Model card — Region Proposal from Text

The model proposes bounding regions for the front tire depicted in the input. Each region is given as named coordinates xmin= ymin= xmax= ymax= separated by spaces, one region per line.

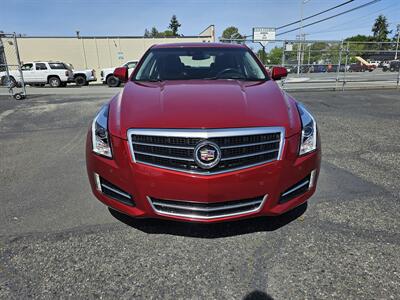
xmin=75 ymin=75 xmax=87 ymax=86
xmin=106 ymin=75 xmax=120 ymax=87
xmin=14 ymin=93 xmax=25 ymax=100
xmin=48 ymin=76 xmax=61 ymax=87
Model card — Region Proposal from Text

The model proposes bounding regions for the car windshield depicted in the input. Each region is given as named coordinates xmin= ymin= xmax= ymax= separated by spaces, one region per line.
xmin=133 ymin=47 xmax=268 ymax=81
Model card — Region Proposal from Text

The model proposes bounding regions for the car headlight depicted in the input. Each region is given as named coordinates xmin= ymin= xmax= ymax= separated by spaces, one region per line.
xmin=92 ymin=104 xmax=112 ymax=158
xmin=297 ymin=103 xmax=317 ymax=156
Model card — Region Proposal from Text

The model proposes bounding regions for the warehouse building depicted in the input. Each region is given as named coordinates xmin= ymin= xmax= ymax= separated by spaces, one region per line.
xmin=14 ymin=25 xmax=215 ymax=81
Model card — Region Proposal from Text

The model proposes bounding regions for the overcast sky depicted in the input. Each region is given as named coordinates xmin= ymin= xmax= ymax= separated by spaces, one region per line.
xmin=2 ymin=0 xmax=399 ymax=41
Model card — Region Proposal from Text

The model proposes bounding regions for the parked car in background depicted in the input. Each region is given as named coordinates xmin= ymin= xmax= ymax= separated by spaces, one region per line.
xmin=0 ymin=61 xmax=73 ymax=87
xmin=309 ymin=64 xmax=327 ymax=73
xmin=101 ymin=60 xmax=138 ymax=87
xmin=381 ymin=61 xmax=390 ymax=71
xmin=388 ymin=60 xmax=400 ymax=72
xmin=67 ymin=64 xmax=97 ymax=86
xmin=326 ymin=64 xmax=346 ymax=73
xmin=368 ymin=60 xmax=380 ymax=67
xmin=348 ymin=63 xmax=375 ymax=72
xmin=86 ymin=43 xmax=321 ymax=223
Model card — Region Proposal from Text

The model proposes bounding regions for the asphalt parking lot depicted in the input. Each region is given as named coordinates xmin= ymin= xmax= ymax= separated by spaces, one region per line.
xmin=0 ymin=86 xmax=399 ymax=299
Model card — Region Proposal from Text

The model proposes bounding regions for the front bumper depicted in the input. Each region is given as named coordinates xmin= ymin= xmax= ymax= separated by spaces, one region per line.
xmin=86 ymin=132 xmax=321 ymax=223
xmin=86 ymin=75 xmax=97 ymax=82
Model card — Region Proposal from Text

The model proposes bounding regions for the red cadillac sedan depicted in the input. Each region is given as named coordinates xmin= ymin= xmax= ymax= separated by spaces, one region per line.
xmin=86 ymin=43 xmax=321 ymax=223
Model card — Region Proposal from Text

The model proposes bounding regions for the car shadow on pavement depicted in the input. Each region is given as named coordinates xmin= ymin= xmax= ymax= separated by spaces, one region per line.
xmin=243 ymin=290 xmax=274 ymax=300
xmin=109 ymin=203 xmax=307 ymax=238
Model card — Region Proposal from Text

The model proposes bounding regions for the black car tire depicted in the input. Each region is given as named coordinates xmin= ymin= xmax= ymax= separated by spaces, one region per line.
xmin=48 ymin=76 xmax=61 ymax=87
xmin=75 ymin=75 xmax=87 ymax=86
xmin=14 ymin=93 xmax=25 ymax=100
xmin=106 ymin=75 xmax=120 ymax=87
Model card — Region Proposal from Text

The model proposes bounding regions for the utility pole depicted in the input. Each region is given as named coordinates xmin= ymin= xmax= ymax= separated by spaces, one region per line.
xmin=297 ymin=0 xmax=311 ymax=75
xmin=395 ymin=24 xmax=400 ymax=60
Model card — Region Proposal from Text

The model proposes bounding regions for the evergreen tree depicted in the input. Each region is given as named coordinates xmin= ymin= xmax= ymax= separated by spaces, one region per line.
xmin=372 ymin=15 xmax=390 ymax=41
xmin=169 ymin=15 xmax=181 ymax=36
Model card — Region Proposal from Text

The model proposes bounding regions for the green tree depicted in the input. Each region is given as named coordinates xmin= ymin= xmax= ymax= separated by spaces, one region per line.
xmin=144 ymin=29 xmax=150 ymax=37
xmin=163 ymin=30 xmax=174 ymax=37
xmin=345 ymin=34 xmax=377 ymax=61
xmin=169 ymin=15 xmax=181 ymax=36
xmin=150 ymin=27 xmax=160 ymax=38
xmin=221 ymin=26 xmax=244 ymax=43
xmin=372 ymin=15 xmax=390 ymax=41
xmin=266 ymin=47 xmax=283 ymax=65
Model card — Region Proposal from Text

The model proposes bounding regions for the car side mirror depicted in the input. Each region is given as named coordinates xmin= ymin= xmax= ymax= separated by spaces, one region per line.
xmin=113 ymin=67 xmax=128 ymax=82
xmin=271 ymin=66 xmax=288 ymax=80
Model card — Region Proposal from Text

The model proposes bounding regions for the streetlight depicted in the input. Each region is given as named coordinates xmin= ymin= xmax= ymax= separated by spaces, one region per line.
xmin=297 ymin=0 xmax=311 ymax=75
xmin=395 ymin=24 xmax=400 ymax=60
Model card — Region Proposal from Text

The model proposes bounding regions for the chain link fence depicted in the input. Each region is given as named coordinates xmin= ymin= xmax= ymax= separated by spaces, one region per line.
xmin=221 ymin=37 xmax=400 ymax=91
xmin=0 ymin=33 xmax=26 ymax=99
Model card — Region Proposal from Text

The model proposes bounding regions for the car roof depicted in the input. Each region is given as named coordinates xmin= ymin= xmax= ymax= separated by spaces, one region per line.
xmin=31 ymin=61 xmax=64 ymax=63
xmin=151 ymin=42 xmax=247 ymax=49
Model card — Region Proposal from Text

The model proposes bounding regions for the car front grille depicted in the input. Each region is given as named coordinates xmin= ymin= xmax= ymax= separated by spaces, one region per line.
xmin=148 ymin=195 xmax=267 ymax=219
xmin=128 ymin=127 xmax=284 ymax=175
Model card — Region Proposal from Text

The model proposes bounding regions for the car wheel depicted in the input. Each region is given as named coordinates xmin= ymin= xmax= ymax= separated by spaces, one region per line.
xmin=13 ymin=93 xmax=25 ymax=100
xmin=48 ymin=76 xmax=61 ymax=87
xmin=106 ymin=75 xmax=120 ymax=87
xmin=75 ymin=75 xmax=87 ymax=86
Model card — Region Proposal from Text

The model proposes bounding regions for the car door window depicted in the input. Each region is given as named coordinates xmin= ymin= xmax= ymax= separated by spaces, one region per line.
xmin=49 ymin=63 xmax=67 ymax=70
xmin=36 ymin=63 xmax=48 ymax=70
xmin=21 ymin=63 xmax=33 ymax=71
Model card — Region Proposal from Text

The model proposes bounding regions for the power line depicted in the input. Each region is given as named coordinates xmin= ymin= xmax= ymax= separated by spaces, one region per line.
xmin=276 ymin=0 xmax=354 ymax=30
xmin=276 ymin=0 xmax=382 ymax=37
xmin=306 ymin=2 xmax=400 ymax=36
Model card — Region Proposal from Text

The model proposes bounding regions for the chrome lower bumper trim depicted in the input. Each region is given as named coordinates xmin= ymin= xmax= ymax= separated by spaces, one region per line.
xmin=147 ymin=195 xmax=268 ymax=220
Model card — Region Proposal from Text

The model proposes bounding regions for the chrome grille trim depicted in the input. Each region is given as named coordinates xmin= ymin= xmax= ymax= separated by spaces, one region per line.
xmin=133 ymin=150 xmax=195 ymax=162
xmin=147 ymin=195 xmax=267 ymax=220
xmin=220 ymin=139 xmax=280 ymax=149
xmin=132 ymin=141 xmax=194 ymax=149
xmin=281 ymin=180 xmax=310 ymax=197
xmin=129 ymin=127 xmax=284 ymax=139
xmin=151 ymin=199 xmax=263 ymax=212
xmin=128 ymin=127 xmax=285 ymax=175
xmin=220 ymin=149 xmax=279 ymax=161
xmin=101 ymin=182 xmax=131 ymax=199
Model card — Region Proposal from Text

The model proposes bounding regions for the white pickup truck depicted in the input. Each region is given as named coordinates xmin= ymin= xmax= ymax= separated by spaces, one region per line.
xmin=67 ymin=64 xmax=97 ymax=86
xmin=0 ymin=61 xmax=74 ymax=87
xmin=101 ymin=60 xmax=138 ymax=87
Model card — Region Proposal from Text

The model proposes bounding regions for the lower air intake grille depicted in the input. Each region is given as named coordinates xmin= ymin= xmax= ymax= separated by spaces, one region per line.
xmin=96 ymin=174 xmax=135 ymax=207
xmin=148 ymin=195 xmax=266 ymax=219
xmin=279 ymin=174 xmax=311 ymax=204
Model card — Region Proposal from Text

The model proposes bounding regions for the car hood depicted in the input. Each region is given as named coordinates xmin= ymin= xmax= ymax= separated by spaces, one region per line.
xmin=108 ymin=80 xmax=301 ymax=139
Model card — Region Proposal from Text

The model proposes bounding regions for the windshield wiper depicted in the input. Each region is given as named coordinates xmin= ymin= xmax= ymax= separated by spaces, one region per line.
xmin=136 ymin=78 xmax=164 ymax=82
xmin=205 ymin=76 xmax=264 ymax=81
